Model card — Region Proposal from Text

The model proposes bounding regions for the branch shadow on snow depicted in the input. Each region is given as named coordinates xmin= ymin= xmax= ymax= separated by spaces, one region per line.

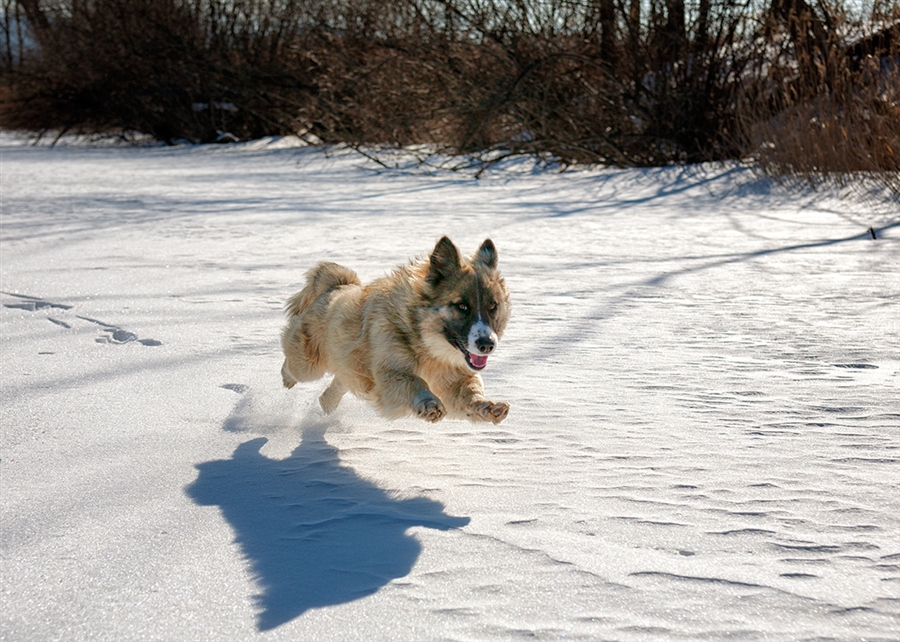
xmin=507 ymin=219 xmax=900 ymax=371
xmin=185 ymin=418 xmax=469 ymax=631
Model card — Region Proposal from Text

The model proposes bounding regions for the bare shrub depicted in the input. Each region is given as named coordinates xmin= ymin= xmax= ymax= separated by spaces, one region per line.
xmin=0 ymin=0 xmax=757 ymax=161
xmin=739 ymin=3 xmax=900 ymax=194
xmin=2 ymin=0 xmax=205 ymax=140
xmin=748 ymin=74 xmax=900 ymax=193
xmin=1 ymin=0 xmax=321 ymax=142
xmin=1 ymin=0 xmax=897 ymax=192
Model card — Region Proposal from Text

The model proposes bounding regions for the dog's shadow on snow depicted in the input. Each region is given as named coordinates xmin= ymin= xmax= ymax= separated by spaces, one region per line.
xmin=186 ymin=413 xmax=469 ymax=631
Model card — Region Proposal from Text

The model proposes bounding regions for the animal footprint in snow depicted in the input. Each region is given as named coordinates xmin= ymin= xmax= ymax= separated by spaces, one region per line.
xmin=96 ymin=328 xmax=138 ymax=344
xmin=2 ymin=292 xmax=72 ymax=312
xmin=2 ymin=291 xmax=162 ymax=346
xmin=76 ymin=315 xmax=162 ymax=346
xmin=92 ymin=323 xmax=162 ymax=346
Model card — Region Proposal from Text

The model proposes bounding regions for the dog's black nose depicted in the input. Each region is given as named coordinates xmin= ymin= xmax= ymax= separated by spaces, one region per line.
xmin=475 ymin=336 xmax=495 ymax=354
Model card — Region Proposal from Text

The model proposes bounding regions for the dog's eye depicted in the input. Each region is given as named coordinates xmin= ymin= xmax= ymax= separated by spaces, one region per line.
xmin=488 ymin=302 xmax=498 ymax=312
xmin=454 ymin=301 xmax=468 ymax=312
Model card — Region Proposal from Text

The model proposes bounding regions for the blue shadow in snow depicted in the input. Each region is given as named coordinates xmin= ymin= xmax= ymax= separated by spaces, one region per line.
xmin=186 ymin=424 xmax=469 ymax=631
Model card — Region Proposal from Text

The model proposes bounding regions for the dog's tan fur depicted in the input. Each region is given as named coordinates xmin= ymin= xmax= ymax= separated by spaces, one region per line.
xmin=281 ymin=237 xmax=510 ymax=423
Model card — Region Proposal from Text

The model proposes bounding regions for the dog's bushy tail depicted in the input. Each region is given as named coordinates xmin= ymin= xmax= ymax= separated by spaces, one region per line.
xmin=285 ymin=262 xmax=361 ymax=317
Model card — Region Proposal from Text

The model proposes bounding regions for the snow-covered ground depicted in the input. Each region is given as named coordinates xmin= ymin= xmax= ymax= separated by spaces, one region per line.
xmin=1 ymin=134 xmax=898 ymax=641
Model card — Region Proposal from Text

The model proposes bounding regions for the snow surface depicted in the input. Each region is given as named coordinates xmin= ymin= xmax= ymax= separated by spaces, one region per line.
xmin=1 ymin=134 xmax=898 ymax=641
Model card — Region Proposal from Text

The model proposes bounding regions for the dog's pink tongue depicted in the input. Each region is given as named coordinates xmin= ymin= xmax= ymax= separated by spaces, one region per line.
xmin=469 ymin=353 xmax=488 ymax=368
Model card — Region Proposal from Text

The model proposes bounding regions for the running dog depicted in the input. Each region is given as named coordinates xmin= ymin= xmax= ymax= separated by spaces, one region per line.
xmin=281 ymin=237 xmax=510 ymax=423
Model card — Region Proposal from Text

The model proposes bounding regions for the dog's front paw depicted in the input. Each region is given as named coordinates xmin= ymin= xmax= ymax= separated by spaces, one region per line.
xmin=414 ymin=394 xmax=446 ymax=423
xmin=470 ymin=400 xmax=510 ymax=424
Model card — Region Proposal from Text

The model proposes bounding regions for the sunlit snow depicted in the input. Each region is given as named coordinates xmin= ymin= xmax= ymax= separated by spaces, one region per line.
xmin=1 ymin=134 xmax=898 ymax=640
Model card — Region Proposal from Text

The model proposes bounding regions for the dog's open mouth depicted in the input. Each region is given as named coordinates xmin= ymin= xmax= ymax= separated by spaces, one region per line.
xmin=465 ymin=351 xmax=488 ymax=370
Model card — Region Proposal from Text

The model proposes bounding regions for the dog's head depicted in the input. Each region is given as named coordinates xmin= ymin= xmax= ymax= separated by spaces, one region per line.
xmin=419 ymin=236 xmax=510 ymax=371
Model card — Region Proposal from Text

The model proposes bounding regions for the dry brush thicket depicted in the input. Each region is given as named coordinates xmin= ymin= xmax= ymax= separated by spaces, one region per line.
xmin=2 ymin=0 xmax=898 ymax=189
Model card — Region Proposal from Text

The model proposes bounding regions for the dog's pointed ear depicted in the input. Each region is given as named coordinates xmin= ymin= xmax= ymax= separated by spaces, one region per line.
xmin=475 ymin=239 xmax=498 ymax=269
xmin=428 ymin=236 xmax=461 ymax=286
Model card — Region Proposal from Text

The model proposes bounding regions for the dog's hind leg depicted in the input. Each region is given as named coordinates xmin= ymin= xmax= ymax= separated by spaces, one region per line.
xmin=319 ymin=377 xmax=347 ymax=414
xmin=281 ymin=323 xmax=327 ymax=388
xmin=282 ymin=351 xmax=326 ymax=388
xmin=281 ymin=359 xmax=298 ymax=389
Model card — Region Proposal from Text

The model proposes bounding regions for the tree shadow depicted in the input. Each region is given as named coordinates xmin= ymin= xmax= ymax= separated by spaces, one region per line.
xmin=503 ymin=219 xmax=900 ymax=373
xmin=185 ymin=419 xmax=469 ymax=631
